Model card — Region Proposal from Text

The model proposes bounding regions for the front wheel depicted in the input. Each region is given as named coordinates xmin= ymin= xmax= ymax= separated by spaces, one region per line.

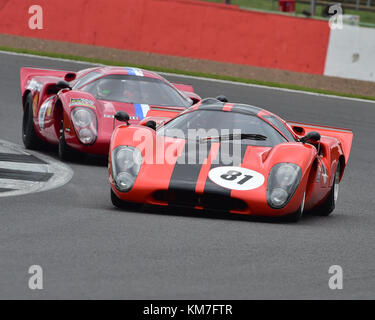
xmin=317 ymin=162 xmax=341 ymax=216
xmin=22 ymin=93 xmax=43 ymax=149
xmin=58 ymin=120 xmax=79 ymax=161
xmin=285 ymin=192 xmax=305 ymax=223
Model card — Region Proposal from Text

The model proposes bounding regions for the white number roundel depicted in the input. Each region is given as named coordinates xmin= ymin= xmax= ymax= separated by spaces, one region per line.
xmin=208 ymin=166 xmax=265 ymax=191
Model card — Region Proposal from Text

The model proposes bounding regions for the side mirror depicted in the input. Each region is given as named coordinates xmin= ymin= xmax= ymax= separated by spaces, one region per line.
xmin=300 ymin=131 xmax=321 ymax=144
xmin=216 ymin=95 xmax=228 ymax=103
xmin=64 ymin=72 xmax=77 ymax=82
xmin=145 ymin=120 xmax=157 ymax=130
xmin=114 ymin=111 xmax=130 ymax=125
xmin=56 ymin=80 xmax=71 ymax=90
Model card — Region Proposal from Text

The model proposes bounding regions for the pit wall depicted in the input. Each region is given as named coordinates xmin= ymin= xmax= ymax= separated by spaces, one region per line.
xmin=324 ymin=25 xmax=375 ymax=82
xmin=0 ymin=0 xmax=373 ymax=81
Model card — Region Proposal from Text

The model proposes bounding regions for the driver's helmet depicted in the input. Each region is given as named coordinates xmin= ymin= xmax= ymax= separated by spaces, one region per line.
xmin=96 ymin=78 xmax=123 ymax=98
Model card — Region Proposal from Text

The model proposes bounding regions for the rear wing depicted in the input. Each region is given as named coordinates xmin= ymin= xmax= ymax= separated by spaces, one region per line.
xmin=172 ymin=82 xmax=201 ymax=104
xmin=287 ymin=121 xmax=353 ymax=163
xmin=172 ymin=83 xmax=194 ymax=93
xmin=20 ymin=67 xmax=76 ymax=94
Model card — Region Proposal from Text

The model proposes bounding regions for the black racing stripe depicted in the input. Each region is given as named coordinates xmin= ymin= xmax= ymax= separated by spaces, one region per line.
xmin=0 ymin=169 xmax=52 ymax=182
xmin=231 ymin=104 xmax=261 ymax=115
xmin=0 ymin=153 xmax=48 ymax=164
xmin=168 ymin=141 xmax=211 ymax=205
xmin=201 ymin=143 xmax=248 ymax=212
xmin=0 ymin=188 xmax=15 ymax=192
xmin=203 ymin=142 xmax=248 ymax=197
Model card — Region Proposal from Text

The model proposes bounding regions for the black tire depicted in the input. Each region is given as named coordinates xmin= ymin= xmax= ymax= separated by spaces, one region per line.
xmin=58 ymin=120 xmax=78 ymax=161
xmin=22 ymin=93 xmax=43 ymax=149
xmin=284 ymin=192 xmax=305 ymax=223
xmin=316 ymin=163 xmax=341 ymax=216
xmin=111 ymin=189 xmax=142 ymax=210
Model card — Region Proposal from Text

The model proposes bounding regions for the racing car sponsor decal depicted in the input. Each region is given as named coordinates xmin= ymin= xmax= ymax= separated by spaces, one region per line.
xmin=69 ymin=98 xmax=95 ymax=108
xmin=26 ymin=79 xmax=43 ymax=91
xmin=38 ymin=96 xmax=54 ymax=130
xmin=316 ymin=158 xmax=328 ymax=184
xmin=134 ymin=104 xmax=150 ymax=120
xmin=32 ymin=92 xmax=39 ymax=117
xmin=46 ymin=100 xmax=53 ymax=117
xmin=208 ymin=166 xmax=264 ymax=191
xmin=125 ymin=67 xmax=144 ymax=76
xmin=203 ymin=143 xmax=247 ymax=197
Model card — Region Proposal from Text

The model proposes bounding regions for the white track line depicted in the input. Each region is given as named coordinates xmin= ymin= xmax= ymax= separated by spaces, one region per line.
xmin=0 ymin=161 xmax=49 ymax=173
xmin=0 ymin=139 xmax=73 ymax=198
xmin=1 ymin=50 xmax=374 ymax=105
xmin=0 ymin=179 xmax=38 ymax=190
xmin=0 ymin=145 xmax=20 ymax=154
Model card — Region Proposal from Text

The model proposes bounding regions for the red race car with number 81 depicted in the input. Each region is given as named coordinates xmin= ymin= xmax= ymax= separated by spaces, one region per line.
xmin=109 ymin=98 xmax=353 ymax=222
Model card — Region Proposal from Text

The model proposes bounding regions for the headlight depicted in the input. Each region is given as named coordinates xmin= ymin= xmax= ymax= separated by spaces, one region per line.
xmin=267 ymin=163 xmax=301 ymax=209
xmin=71 ymin=107 xmax=97 ymax=145
xmin=78 ymin=128 xmax=95 ymax=144
xmin=116 ymin=172 xmax=136 ymax=191
xmin=72 ymin=108 xmax=92 ymax=127
xmin=111 ymin=146 xmax=142 ymax=192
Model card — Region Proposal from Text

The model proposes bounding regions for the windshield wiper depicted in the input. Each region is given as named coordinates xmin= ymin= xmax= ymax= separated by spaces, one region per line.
xmin=200 ymin=133 xmax=267 ymax=143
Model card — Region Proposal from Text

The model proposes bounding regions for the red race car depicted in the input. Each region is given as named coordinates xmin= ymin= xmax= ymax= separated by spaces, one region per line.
xmin=108 ymin=98 xmax=353 ymax=222
xmin=20 ymin=66 xmax=200 ymax=160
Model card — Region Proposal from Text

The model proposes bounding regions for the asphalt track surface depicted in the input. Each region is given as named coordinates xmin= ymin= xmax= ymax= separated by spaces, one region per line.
xmin=0 ymin=52 xmax=374 ymax=299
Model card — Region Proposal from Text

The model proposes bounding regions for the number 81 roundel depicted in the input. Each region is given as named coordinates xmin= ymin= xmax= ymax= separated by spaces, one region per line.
xmin=208 ymin=166 xmax=265 ymax=191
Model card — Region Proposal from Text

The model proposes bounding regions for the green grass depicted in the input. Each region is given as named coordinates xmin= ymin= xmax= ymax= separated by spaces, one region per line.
xmin=1 ymin=45 xmax=374 ymax=101
xmin=204 ymin=0 xmax=375 ymax=25
xmin=205 ymin=0 xmax=275 ymax=10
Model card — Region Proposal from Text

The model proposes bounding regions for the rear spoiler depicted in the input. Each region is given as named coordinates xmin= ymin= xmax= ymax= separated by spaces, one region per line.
xmin=172 ymin=83 xmax=194 ymax=93
xmin=287 ymin=121 xmax=353 ymax=163
xmin=20 ymin=67 xmax=76 ymax=93
xmin=172 ymin=82 xmax=201 ymax=103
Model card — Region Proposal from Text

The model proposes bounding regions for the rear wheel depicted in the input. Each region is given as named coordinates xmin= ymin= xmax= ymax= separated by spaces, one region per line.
xmin=58 ymin=120 xmax=79 ymax=161
xmin=285 ymin=192 xmax=305 ymax=223
xmin=317 ymin=163 xmax=341 ymax=216
xmin=111 ymin=189 xmax=142 ymax=210
xmin=22 ymin=93 xmax=43 ymax=149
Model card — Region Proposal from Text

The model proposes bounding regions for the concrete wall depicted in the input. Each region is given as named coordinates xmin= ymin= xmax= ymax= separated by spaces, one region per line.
xmin=1 ymin=0 xmax=374 ymax=82
xmin=0 ymin=0 xmax=330 ymax=74
xmin=324 ymin=25 xmax=375 ymax=82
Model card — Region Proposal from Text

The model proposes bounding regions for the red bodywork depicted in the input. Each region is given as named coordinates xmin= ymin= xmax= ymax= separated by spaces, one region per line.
xmin=20 ymin=66 xmax=200 ymax=155
xmin=109 ymin=101 xmax=353 ymax=217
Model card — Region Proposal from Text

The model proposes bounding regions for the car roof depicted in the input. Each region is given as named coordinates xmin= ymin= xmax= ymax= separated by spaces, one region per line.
xmin=192 ymin=98 xmax=265 ymax=116
xmin=183 ymin=98 xmax=296 ymax=141
xmin=94 ymin=66 xmax=164 ymax=80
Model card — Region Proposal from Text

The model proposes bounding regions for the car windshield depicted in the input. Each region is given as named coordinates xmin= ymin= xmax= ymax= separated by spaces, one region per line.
xmin=79 ymin=74 xmax=191 ymax=108
xmin=157 ymin=110 xmax=287 ymax=147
